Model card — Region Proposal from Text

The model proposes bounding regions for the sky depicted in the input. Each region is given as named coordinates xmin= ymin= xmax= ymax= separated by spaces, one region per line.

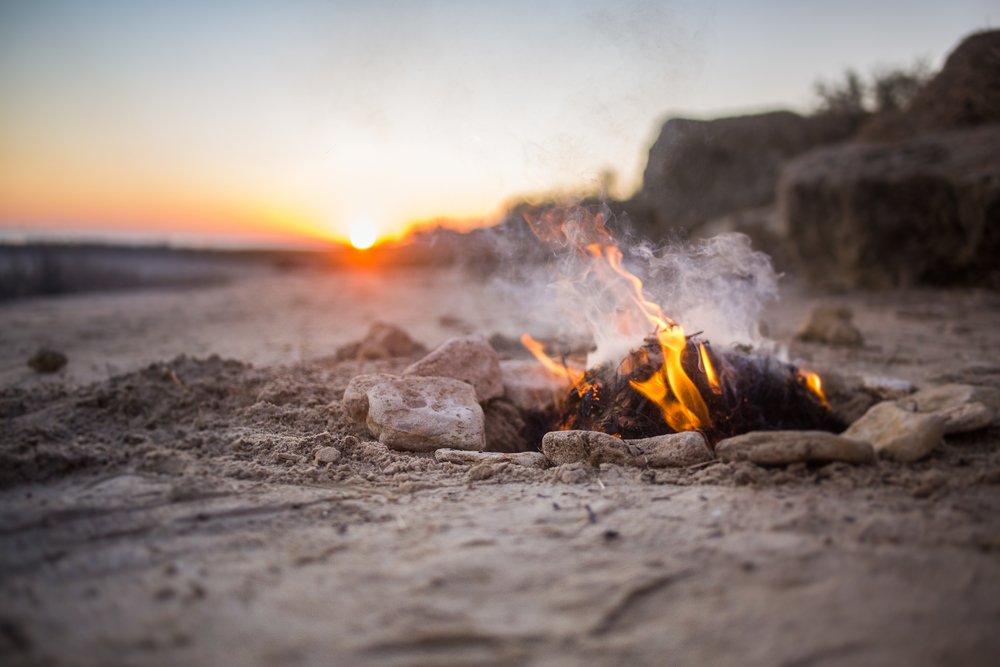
xmin=0 ymin=0 xmax=996 ymax=248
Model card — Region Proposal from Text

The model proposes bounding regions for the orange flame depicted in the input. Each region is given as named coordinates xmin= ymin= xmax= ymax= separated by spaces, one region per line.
xmin=699 ymin=342 xmax=720 ymax=391
xmin=520 ymin=207 xmax=715 ymax=433
xmin=520 ymin=334 xmax=586 ymax=390
xmin=799 ymin=370 xmax=829 ymax=408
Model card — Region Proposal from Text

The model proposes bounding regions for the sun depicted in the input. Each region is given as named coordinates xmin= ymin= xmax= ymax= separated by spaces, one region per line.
xmin=349 ymin=224 xmax=377 ymax=249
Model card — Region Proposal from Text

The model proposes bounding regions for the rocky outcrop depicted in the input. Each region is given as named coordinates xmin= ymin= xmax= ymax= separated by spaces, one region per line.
xmin=780 ymin=126 xmax=1000 ymax=288
xmin=635 ymin=111 xmax=865 ymax=234
xmin=860 ymin=30 xmax=1000 ymax=142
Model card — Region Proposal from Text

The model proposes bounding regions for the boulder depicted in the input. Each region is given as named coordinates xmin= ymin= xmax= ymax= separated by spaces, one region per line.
xmin=365 ymin=377 xmax=486 ymax=452
xmin=716 ymin=431 xmax=874 ymax=466
xmin=342 ymin=373 xmax=399 ymax=422
xmin=636 ymin=110 xmax=865 ymax=234
xmin=404 ymin=335 xmax=504 ymax=402
xmin=780 ymin=126 xmax=1000 ymax=289
xmin=842 ymin=402 xmax=946 ymax=462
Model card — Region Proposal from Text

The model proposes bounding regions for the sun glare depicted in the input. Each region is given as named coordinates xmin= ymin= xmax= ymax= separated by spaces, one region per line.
xmin=349 ymin=224 xmax=377 ymax=249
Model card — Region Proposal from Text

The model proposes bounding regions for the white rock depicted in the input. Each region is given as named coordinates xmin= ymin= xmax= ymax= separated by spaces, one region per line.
xmin=542 ymin=430 xmax=713 ymax=468
xmin=862 ymin=375 xmax=916 ymax=400
xmin=842 ymin=402 xmax=946 ymax=462
xmin=624 ymin=432 xmax=714 ymax=467
xmin=366 ymin=376 xmax=486 ymax=452
xmin=404 ymin=335 xmax=503 ymax=402
xmin=500 ymin=360 xmax=571 ymax=413
xmin=342 ymin=373 xmax=400 ymax=422
xmin=901 ymin=383 xmax=998 ymax=434
xmin=434 ymin=448 xmax=548 ymax=468
xmin=715 ymin=431 xmax=874 ymax=465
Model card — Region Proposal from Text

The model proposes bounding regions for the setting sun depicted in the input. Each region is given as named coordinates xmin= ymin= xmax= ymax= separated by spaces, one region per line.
xmin=349 ymin=224 xmax=377 ymax=249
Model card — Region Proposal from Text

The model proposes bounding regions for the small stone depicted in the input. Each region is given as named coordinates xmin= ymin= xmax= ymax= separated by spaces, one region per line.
xmin=862 ymin=376 xmax=916 ymax=400
xmin=434 ymin=448 xmax=547 ymax=468
xmin=468 ymin=464 xmax=495 ymax=481
xmin=336 ymin=322 xmax=426 ymax=361
xmin=403 ymin=335 xmax=504 ymax=402
xmin=901 ymin=383 xmax=999 ymax=434
xmin=542 ymin=430 xmax=712 ymax=468
xmin=842 ymin=402 xmax=946 ymax=462
xmin=794 ymin=306 xmax=863 ymax=346
xmin=342 ymin=374 xmax=399 ymax=422
xmin=716 ymin=431 xmax=874 ymax=466
xmin=500 ymin=360 xmax=571 ymax=413
xmin=625 ymin=432 xmax=714 ymax=467
xmin=314 ymin=447 xmax=342 ymax=464
xmin=366 ymin=376 xmax=486 ymax=452
xmin=541 ymin=430 xmax=624 ymax=466
xmin=27 ymin=348 xmax=67 ymax=373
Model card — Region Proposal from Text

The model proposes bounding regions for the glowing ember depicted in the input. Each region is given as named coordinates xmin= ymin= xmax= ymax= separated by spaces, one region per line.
xmin=798 ymin=370 xmax=829 ymax=408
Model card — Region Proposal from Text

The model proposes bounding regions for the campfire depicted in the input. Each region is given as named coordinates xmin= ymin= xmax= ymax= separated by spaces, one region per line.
xmin=518 ymin=206 xmax=841 ymax=446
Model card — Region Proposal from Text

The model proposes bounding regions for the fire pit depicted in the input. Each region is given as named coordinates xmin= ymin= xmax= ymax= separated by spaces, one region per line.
xmin=518 ymin=205 xmax=839 ymax=446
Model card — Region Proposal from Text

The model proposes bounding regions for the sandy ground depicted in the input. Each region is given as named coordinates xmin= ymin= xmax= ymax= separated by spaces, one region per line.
xmin=1 ymin=265 xmax=1000 ymax=666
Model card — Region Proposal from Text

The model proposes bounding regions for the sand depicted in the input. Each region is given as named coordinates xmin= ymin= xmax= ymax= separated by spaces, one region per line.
xmin=1 ymin=265 xmax=999 ymax=666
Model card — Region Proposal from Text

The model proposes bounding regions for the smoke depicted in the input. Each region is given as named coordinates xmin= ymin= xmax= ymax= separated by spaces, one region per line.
xmin=486 ymin=204 xmax=779 ymax=369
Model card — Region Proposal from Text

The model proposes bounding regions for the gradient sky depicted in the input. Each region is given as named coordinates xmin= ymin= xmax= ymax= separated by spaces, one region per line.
xmin=0 ymin=0 xmax=995 ymax=247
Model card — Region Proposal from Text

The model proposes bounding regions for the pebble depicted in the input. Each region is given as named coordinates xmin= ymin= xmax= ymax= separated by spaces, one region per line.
xmin=342 ymin=373 xmax=400 ymax=422
xmin=434 ymin=448 xmax=547 ymax=468
xmin=404 ymin=335 xmax=504 ymax=402
xmin=27 ymin=348 xmax=68 ymax=373
xmin=715 ymin=431 xmax=874 ymax=465
xmin=366 ymin=376 xmax=486 ymax=452
xmin=541 ymin=430 xmax=712 ymax=468
xmin=500 ymin=359 xmax=571 ymax=413
xmin=336 ymin=322 xmax=426 ymax=361
xmin=842 ymin=402 xmax=946 ymax=462
xmin=794 ymin=306 xmax=864 ymax=346
xmin=314 ymin=447 xmax=342 ymax=464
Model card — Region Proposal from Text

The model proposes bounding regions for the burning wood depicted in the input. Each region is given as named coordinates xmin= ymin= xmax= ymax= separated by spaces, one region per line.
xmin=520 ymin=205 xmax=841 ymax=445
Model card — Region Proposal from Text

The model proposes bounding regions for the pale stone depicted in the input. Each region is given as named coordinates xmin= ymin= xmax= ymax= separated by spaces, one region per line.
xmin=366 ymin=377 xmax=486 ymax=452
xmin=842 ymin=402 xmax=946 ymax=462
xmin=862 ymin=375 xmax=916 ymax=400
xmin=434 ymin=448 xmax=548 ymax=468
xmin=935 ymin=402 xmax=994 ymax=434
xmin=541 ymin=430 xmax=625 ymax=466
xmin=624 ymin=432 xmax=713 ymax=467
xmin=342 ymin=373 xmax=399 ymax=422
xmin=314 ymin=447 xmax=342 ymax=464
xmin=901 ymin=383 xmax=999 ymax=434
xmin=335 ymin=322 xmax=426 ymax=361
xmin=404 ymin=335 xmax=503 ymax=402
xmin=716 ymin=431 xmax=874 ymax=465
xmin=500 ymin=360 xmax=571 ymax=413
xmin=794 ymin=306 xmax=863 ymax=346
xmin=542 ymin=430 xmax=712 ymax=468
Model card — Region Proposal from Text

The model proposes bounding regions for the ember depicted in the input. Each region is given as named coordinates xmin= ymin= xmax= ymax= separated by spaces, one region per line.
xmin=520 ymin=206 xmax=843 ymax=445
